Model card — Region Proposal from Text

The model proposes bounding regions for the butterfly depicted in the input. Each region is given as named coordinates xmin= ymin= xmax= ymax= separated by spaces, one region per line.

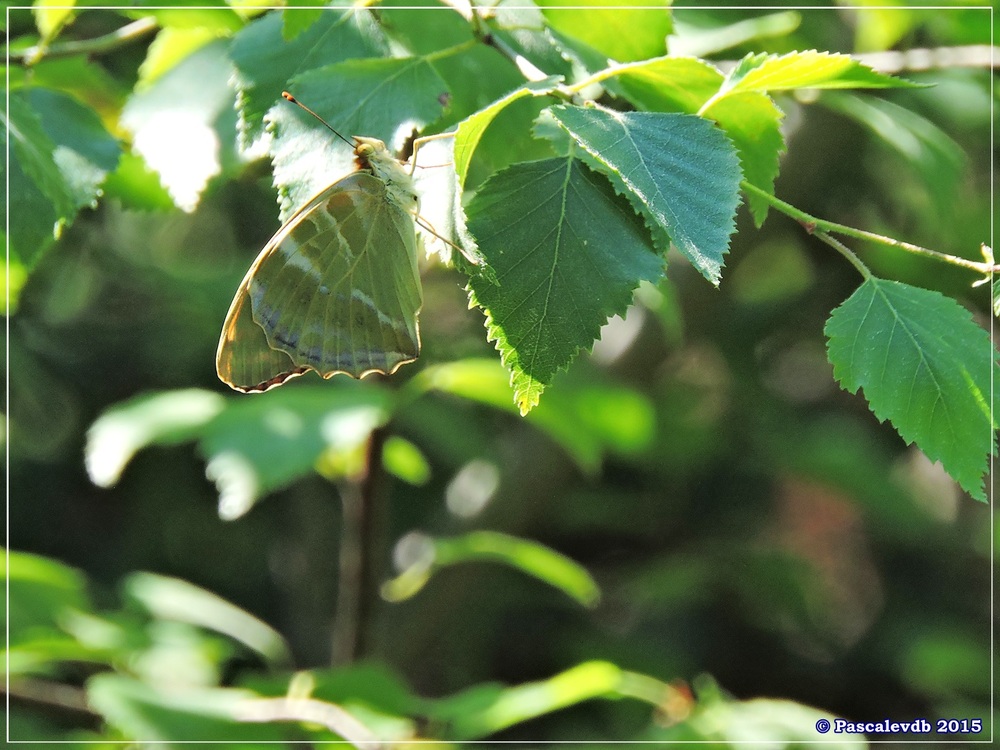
xmin=216 ymin=97 xmax=424 ymax=393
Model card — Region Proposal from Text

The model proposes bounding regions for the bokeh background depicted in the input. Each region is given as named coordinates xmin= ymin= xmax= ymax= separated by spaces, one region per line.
xmin=7 ymin=1 xmax=994 ymax=744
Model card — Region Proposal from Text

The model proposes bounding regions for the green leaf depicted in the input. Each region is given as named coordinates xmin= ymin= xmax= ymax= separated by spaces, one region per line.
xmin=123 ymin=3 xmax=245 ymax=33
xmin=598 ymin=55 xmax=724 ymax=114
xmin=32 ymin=0 xmax=75 ymax=42
xmin=824 ymin=278 xmax=997 ymax=501
xmin=453 ymin=78 xmax=561 ymax=191
xmin=412 ymin=358 xmax=655 ymax=473
xmin=543 ymin=104 xmax=742 ymax=286
xmin=86 ymin=385 xmax=393 ymax=518
xmin=137 ymin=26 xmax=226 ymax=91
xmin=381 ymin=436 xmax=431 ymax=485
xmin=668 ymin=11 xmax=801 ymax=58
xmin=382 ymin=530 xmax=600 ymax=607
xmin=431 ymin=661 xmax=653 ymax=740
xmin=466 ymin=158 xmax=664 ymax=414
xmin=720 ymin=50 xmax=921 ymax=97
xmin=538 ymin=0 xmax=672 ymax=63
xmin=124 ymin=573 xmax=292 ymax=668
xmin=5 ymin=92 xmax=75 ymax=266
xmin=654 ymin=691 xmax=865 ymax=749
xmin=6 ymin=88 xmax=120 ymax=270
xmin=229 ymin=9 xmax=388 ymax=148
xmin=703 ymin=92 xmax=785 ymax=227
xmin=101 ymin=151 xmax=175 ymax=212
xmin=7 ymin=551 xmax=91 ymax=642
xmin=822 ymin=92 xmax=967 ymax=222
xmin=282 ymin=2 xmax=329 ymax=40
xmin=268 ymin=56 xmax=447 ymax=221
xmin=122 ymin=39 xmax=239 ymax=212
xmin=86 ymin=389 xmax=226 ymax=489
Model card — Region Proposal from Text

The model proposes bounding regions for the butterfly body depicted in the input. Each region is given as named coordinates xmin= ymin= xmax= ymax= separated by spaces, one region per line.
xmin=216 ymin=137 xmax=423 ymax=392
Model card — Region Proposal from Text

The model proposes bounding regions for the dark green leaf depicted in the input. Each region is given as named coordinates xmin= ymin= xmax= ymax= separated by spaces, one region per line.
xmin=229 ymin=9 xmax=388 ymax=148
xmin=6 ymin=88 xmax=120 ymax=269
xmin=543 ymin=104 xmax=742 ymax=285
xmin=467 ymin=158 xmax=664 ymax=414
xmin=825 ymin=278 xmax=997 ymax=501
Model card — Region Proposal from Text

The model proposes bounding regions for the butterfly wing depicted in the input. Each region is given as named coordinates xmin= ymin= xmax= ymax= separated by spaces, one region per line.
xmin=216 ymin=171 xmax=421 ymax=392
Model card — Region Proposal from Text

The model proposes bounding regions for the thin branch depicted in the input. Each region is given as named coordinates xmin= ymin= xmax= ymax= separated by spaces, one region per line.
xmin=814 ymin=232 xmax=871 ymax=280
xmin=854 ymin=45 xmax=999 ymax=74
xmin=236 ymin=697 xmax=384 ymax=750
xmin=741 ymin=181 xmax=999 ymax=276
xmin=442 ymin=0 xmax=554 ymax=83
xmin=8 ymin=17 xmax=158 ymax=65
xmin=4 ymin=678 xmax=99 ymax=724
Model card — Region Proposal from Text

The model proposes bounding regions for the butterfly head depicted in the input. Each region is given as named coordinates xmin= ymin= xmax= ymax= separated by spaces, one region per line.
xmin=353 ymin=136 xmax=419 ymax=213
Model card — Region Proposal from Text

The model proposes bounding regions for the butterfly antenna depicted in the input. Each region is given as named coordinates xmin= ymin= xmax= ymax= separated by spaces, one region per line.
xmin=282 ymin=91 xmax=354 ymax=148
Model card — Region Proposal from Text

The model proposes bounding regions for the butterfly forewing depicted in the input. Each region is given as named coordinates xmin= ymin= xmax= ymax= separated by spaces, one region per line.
xmin=216 ymin=170 xmax=422 ymax=392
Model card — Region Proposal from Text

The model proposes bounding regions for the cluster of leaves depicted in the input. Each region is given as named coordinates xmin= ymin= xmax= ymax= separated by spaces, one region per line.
xmin=10 ymin=547 xmax=868 ymax=746
xmin=7 ymin=1 xmax=996 ymax=500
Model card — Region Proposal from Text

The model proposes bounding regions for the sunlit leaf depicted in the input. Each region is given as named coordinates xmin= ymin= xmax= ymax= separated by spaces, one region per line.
xmin=85 ymin=389 xmax=226 ymax=489
xmin=720 ymin=50 xmax=921 ymax=97
xmin=702 ymin=92 xmax=785 ymax=226
xmin=122 ymin=39 xmax=239 ymax=212
xmin=32 ymin=0 xmax=75 ymax=42
xmin=381 ymin=436 xmax=431 ymax=485
xmin=668 ymin=11 xmax=801 ymax=57
xmin=125 ymin=573 xmax=292 ymax=667
xmin=86 ymin=385 xmax=393 ymax=518
xmin=538 ymin=0 xmax=672 ymax=63
xmin=431 ymin=661 xmax=659 ymax=739
xmin=137 ymin=26 xmax=226 ymax=91
xmin=383 ymin=530 xmax=600 ymax=607
xmin=453 ymin=78 xmax=561 ymax=190
xmin=7 ymin=551 xmax=90 ymax=640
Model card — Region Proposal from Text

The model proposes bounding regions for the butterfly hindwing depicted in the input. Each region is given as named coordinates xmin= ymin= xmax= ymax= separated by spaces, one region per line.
xmin=216 ymin=277 xmax=308 ymax=392
xmin=216 ymin=170 xmax=421 ymax=392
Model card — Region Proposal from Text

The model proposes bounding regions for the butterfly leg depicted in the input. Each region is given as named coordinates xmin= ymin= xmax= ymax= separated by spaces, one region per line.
xmin=408 ymin=131 xmax=456 ymax=175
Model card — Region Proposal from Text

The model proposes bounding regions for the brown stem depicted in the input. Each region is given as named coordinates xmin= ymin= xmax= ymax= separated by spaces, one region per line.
xmin=330 ymin=428 xmax=388 ymax=666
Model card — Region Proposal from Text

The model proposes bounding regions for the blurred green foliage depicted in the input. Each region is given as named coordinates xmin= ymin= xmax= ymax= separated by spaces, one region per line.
xmin=5 ymin=1 xmax=994 ymax=746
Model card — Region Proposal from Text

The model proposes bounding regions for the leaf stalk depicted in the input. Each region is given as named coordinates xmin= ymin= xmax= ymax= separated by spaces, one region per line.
xmin=741 ymin=180 xmax=998 ymax=277
xmin=8 ymin=17 xmax=158 ymax=65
